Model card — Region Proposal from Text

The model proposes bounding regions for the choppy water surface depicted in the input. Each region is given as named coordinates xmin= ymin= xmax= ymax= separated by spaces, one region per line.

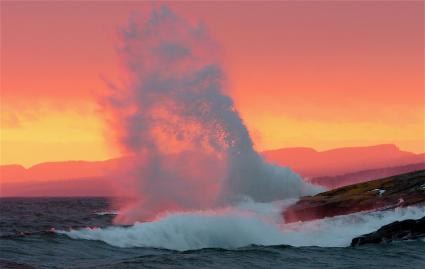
xmin=1 ymin=197 xmax=424 ymax=269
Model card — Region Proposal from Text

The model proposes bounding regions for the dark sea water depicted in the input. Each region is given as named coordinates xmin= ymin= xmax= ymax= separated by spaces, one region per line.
xmin=1 ymin=197 xmax=424 ymax=269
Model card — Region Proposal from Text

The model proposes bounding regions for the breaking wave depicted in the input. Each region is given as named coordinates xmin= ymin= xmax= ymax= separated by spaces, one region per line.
xmin=60 ymin=202 xmax=425 ymax=251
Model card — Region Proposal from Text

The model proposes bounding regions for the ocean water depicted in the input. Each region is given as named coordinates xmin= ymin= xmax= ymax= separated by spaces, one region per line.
xmin=1 ymin=197 xmax=424 ymax=269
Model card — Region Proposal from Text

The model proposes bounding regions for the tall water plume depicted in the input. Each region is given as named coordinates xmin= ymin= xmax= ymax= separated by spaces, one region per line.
xmin=103 ymin=7 xmax=321 ymax=223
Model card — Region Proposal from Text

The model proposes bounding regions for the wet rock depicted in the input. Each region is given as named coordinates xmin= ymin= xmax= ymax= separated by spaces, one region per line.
xmin=351 ymin=216 xmax=425 ymax=246
xmin=284 ymin=170 xmax=425 ymax=223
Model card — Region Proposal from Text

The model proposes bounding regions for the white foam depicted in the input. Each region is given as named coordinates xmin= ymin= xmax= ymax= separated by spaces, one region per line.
xmin=60 ymin=202 xmax=425 ymax=251
xmin=94 ymin=211 xmax=119 ymax=216
xmin=372 ymin=189 xmax=386 ymax=196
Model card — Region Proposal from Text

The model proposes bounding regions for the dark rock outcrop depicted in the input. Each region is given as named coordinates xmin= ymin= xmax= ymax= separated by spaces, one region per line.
xmin=284 ymin=170 xmax=425 ymax=223
xmin=351 ymin=216 xmax=425 ymax=246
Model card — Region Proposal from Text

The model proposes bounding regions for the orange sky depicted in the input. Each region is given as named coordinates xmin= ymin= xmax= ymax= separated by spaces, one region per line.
xmin=1 ymin=1 xmax=424 ymax=167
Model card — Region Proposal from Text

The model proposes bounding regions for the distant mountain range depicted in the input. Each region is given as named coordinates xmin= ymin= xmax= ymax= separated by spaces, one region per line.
xmin=0 ymin=159 xmax=121 ymax=183
xmin=1 ymin=144 xmax=423 ymax=196
xmin=261 ymin=144 xmax=424 ymax=177
xmin=309 ymin=162 xmax=425 ymax=189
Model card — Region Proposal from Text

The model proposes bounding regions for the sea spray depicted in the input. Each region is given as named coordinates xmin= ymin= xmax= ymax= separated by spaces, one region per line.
xmin=103 ymin=6 xmax=321 ymax=223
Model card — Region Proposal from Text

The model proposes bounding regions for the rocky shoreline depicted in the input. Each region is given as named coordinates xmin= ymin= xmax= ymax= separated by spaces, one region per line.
xmin=284 ymin=170 xmax=425 ymax=246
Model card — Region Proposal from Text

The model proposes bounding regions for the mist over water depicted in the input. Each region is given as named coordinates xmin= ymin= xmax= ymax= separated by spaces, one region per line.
xmin=104 ymin=7 xmax=321 ymax=223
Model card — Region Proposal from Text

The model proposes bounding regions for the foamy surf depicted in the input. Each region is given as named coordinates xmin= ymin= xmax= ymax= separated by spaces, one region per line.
xmin=59 ymin=203 xmax=425 ymax=251
xmin=94 ymin=211 xmax=119 ymax=216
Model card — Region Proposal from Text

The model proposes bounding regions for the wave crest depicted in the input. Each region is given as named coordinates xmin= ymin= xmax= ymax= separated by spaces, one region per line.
xmin=59 ymin=203 xmax=425 ymax=251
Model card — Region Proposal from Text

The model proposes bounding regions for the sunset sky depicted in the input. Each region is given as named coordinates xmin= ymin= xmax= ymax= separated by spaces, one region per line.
xmin=1 ymin=1 xmax=424 ymax=167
